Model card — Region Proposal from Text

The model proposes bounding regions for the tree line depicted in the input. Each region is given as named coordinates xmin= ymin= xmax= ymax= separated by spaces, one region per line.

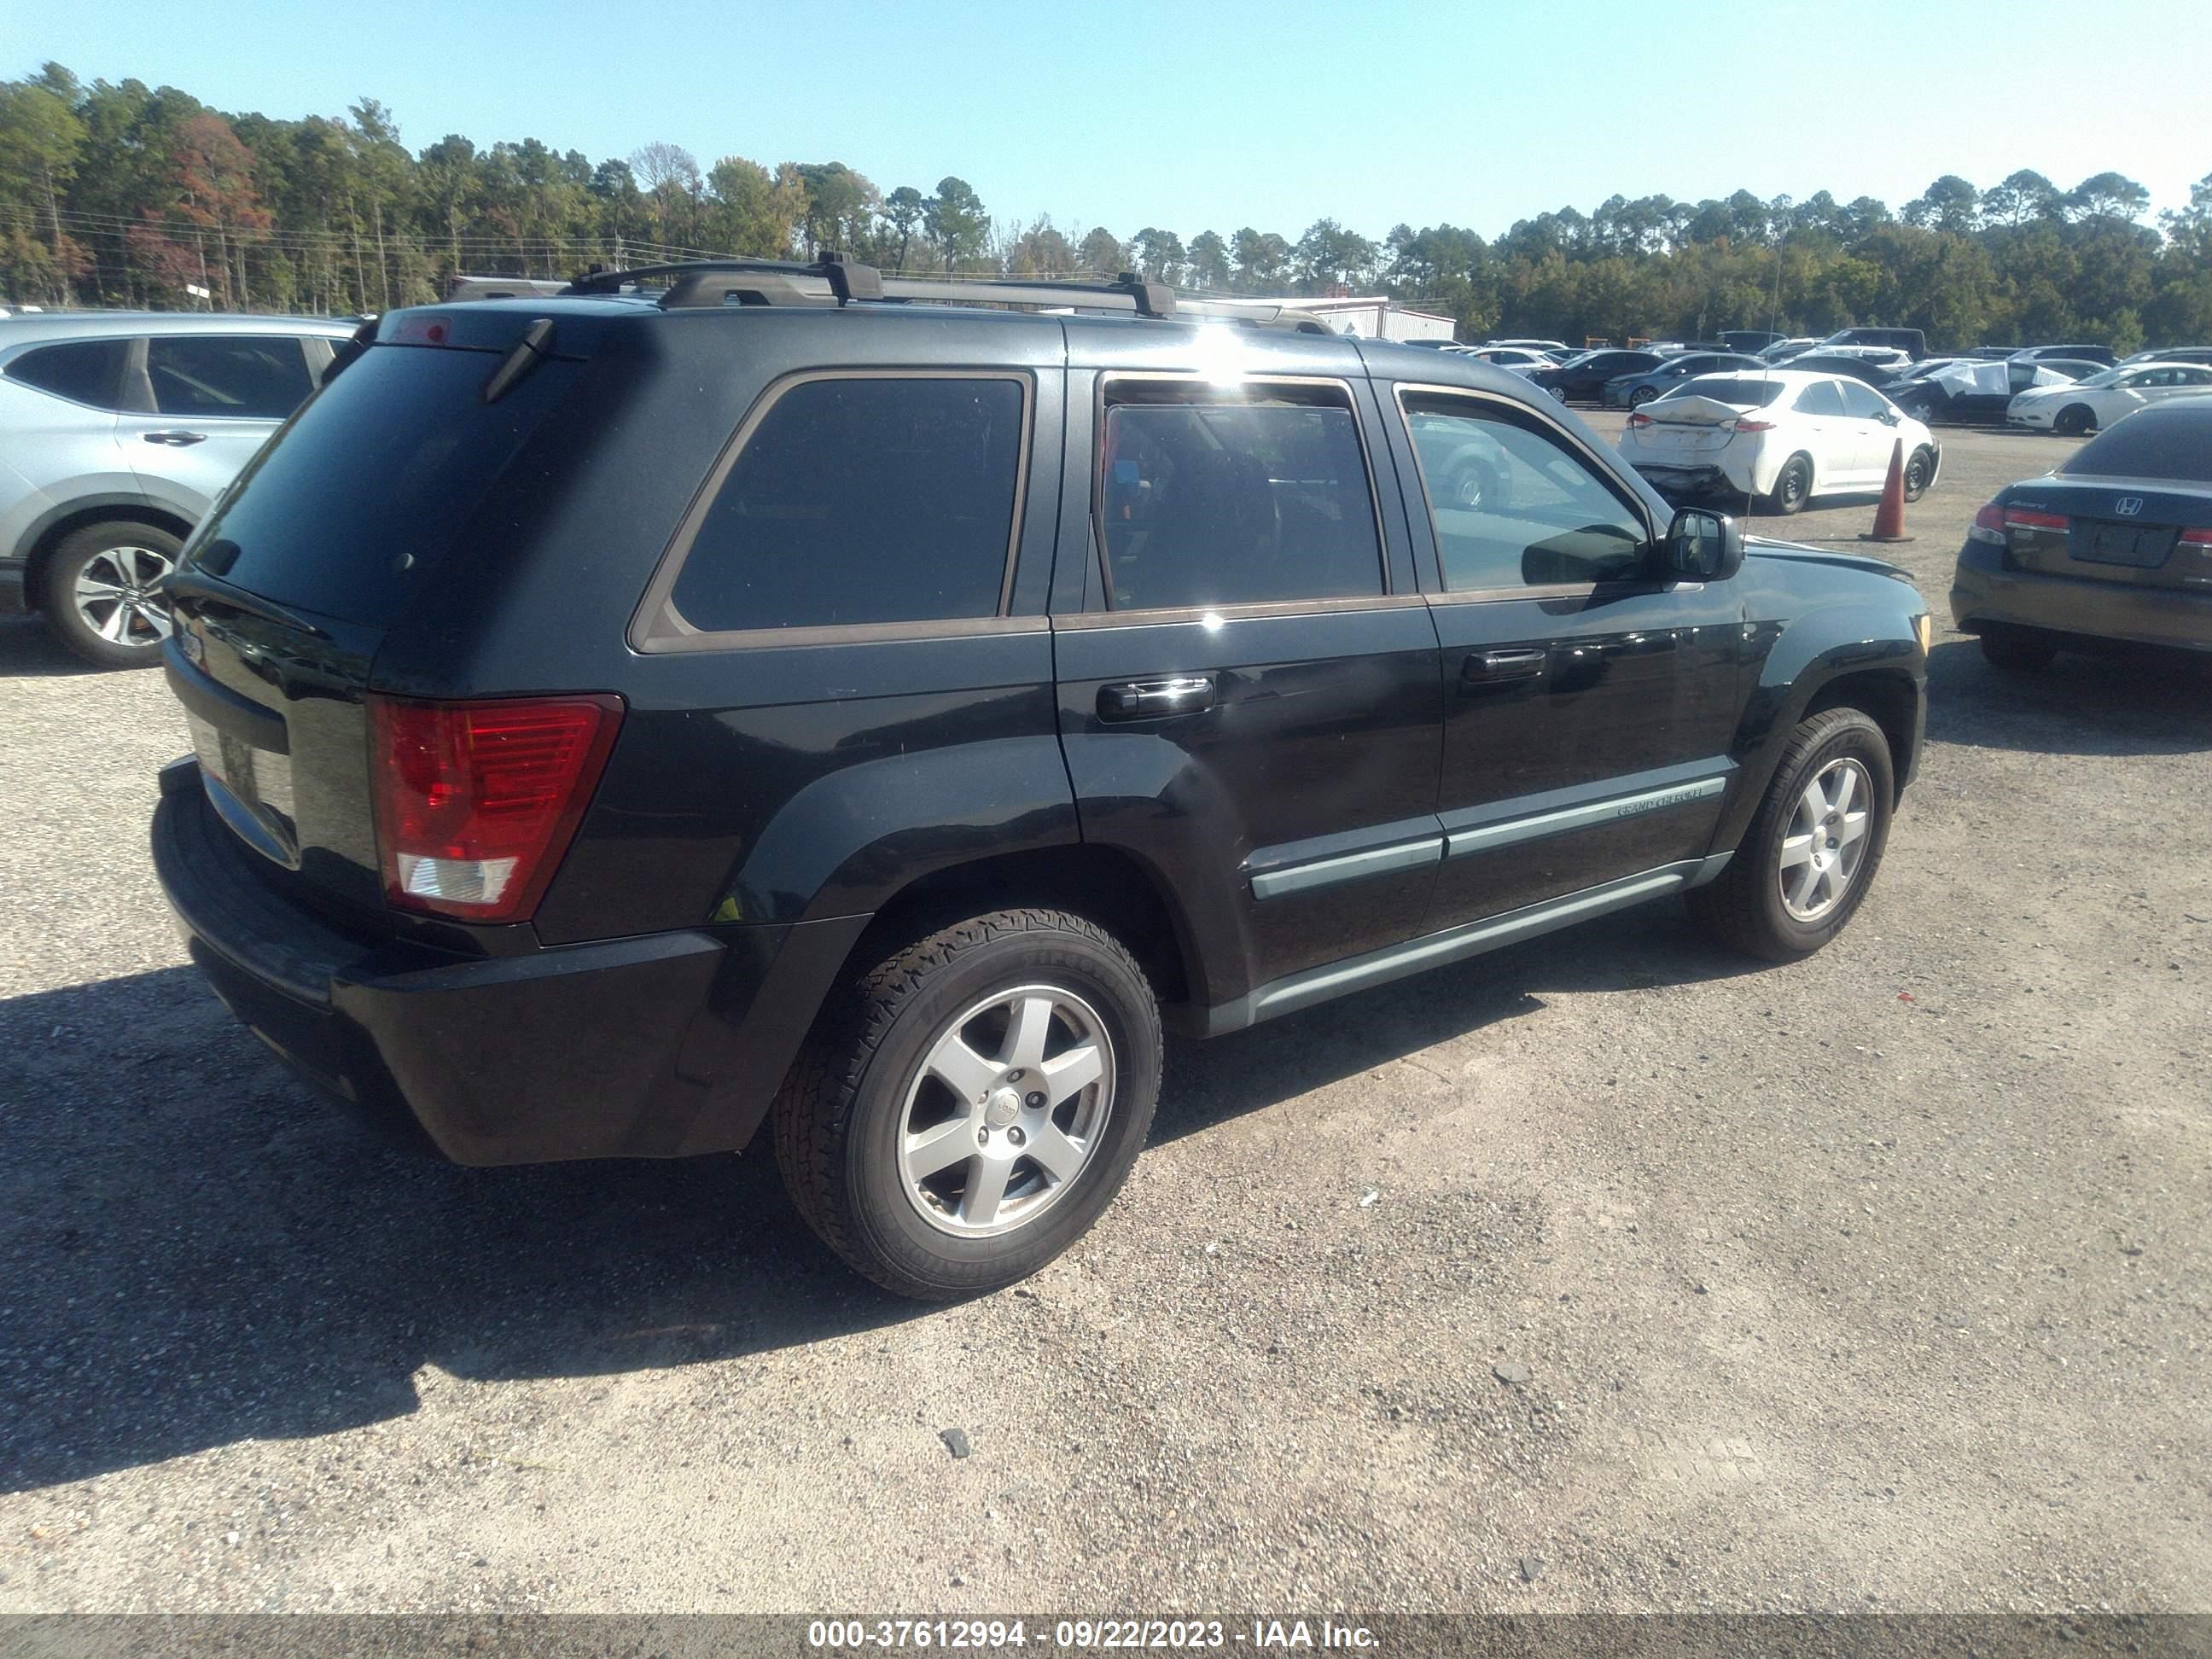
xmin=3 ymin=61 xmax=2209 ymax=352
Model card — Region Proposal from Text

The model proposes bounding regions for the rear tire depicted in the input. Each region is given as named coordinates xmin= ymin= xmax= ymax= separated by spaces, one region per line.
xmin=1980 ymin=629 xmax=2058 ymax=672
xmin=44 ymin=521 xmax=183 ymax=669
xmin=1689 ymin=708 xmax=1894 ymax=962
xmin=1765 ymin=454 xmax=1813 ymax=516
xmin=773 ymin=908 xmax=1161 ymax=1301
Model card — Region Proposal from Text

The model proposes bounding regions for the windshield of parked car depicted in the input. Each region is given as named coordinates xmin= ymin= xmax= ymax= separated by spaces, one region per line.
xmin=1655 ymin=377 xmax=1788 ymax=408
xmin=2058 ymin=409 xmax=2212 ymax=483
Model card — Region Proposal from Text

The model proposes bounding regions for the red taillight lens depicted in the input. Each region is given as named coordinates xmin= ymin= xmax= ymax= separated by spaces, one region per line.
xmin=2003 ymin=508 xmax=2069 ymax=532
xmin=2180 ymin=527 xmax=2212 ymax=546
xmin=1627 ymin=411 xmax=1653 ymax=428
xmin=1968 ymin=503 xmax=2007 ymax=545
xmin=1731 ymin=418 xmax=1777 ymax=434
xmin=369 ymin=694 xmax=623 ymax=923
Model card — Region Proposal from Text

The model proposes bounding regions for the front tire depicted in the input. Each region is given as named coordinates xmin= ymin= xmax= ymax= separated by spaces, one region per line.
xmin=44 ymin=521 xmax=183 ymax=668
xmin=2053 ymin=405 xmax=2094 ymax=437
xmin=1903 ymin=445 xmax=1936 ymax=502
xmin=773 ymin=908 xmax=1162 ymax=1300
xmin=1628 ymin=385 xmax=1659 ymax=408
xmin=1689 ymin=708 xmax=1894 ymax=962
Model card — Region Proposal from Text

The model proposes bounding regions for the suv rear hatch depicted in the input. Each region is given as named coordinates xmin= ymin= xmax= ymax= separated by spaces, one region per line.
xmin=164 ymin=308 xmax=599 ymax=938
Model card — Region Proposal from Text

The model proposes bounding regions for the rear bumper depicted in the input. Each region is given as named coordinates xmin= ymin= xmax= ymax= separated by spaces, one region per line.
xmin=1627 ymin=459 xmax=1748 ymax=498
xmin=151 ymin=760 xmax=866 ymax=1165
xmin=1949 ymin=542 xmax=2212 ymax=653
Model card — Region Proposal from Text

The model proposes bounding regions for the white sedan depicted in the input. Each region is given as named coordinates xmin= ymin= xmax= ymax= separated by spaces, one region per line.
xmin=1615 ymin=370 xmax=1940 ymax=515
xmin=1449 ymin=345 xmax=1555 ymax=375
xmin=2005 ymin=360 xmax=2212 ymax=434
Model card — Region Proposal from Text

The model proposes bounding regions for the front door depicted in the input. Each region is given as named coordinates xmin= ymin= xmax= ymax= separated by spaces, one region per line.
xmin=1053 ymin=362 xmax=1444 ymax=1008
xmin=1387 ymin=384 xmax=1747 ymax=930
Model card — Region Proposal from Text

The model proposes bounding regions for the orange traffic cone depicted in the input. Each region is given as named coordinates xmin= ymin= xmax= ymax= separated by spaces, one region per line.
xmin=1860 ymin=437 xmax=1914 ymax=544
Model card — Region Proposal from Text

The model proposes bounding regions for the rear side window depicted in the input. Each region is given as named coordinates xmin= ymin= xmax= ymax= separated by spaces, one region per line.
xmin=669 ymin=375 xmax=1027 ymax=634
xmin=2060 ymin=411 xmax=2212 ymax=483
xmin=187 ymin=343 xmax=581 ymax=627
xmin=1795 ymin=381 xmax=1848 ymax=416
xmin=4 ymin=339 xmax=128 ymax=409
xmin=148 ymin=335 xmax=312 ymax=419
xmin=1097 ymin=382 xmax=1382 ymax=610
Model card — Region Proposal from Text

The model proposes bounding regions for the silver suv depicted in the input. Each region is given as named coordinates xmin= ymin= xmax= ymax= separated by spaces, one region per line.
xmin=0 ymin=313 xmax=354 ymax=667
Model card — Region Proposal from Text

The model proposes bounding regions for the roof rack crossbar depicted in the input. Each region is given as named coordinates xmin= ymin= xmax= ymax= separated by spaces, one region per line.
xmin=563 ymin=258 xmax=1335 ymax=332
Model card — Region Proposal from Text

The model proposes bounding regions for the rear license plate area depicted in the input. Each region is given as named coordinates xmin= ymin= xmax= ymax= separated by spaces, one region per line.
xmin=185 ymin=708 xmax=300 ymax=867
xmin=2069 ymin=520 xmax=2174 ymax=568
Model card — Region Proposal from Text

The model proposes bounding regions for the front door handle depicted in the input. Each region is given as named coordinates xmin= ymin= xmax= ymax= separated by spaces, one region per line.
xmin=1462 ymin=648 xmax=1546 ymax=684
xmin=143 ymin=430 xmax=208 ymax=446
xmin=1097 ymin=675 xmax=1216 ymax=721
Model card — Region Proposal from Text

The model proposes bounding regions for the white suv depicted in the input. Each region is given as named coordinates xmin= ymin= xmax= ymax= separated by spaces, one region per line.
xmin=0 ymin=313 xmax=354 ymax=667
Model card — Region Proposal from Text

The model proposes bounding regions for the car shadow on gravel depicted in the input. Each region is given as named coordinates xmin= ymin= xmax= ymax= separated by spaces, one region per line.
xmin=1925 ymin=637 xmax=2212 ymax=756
xmin=2 ymin=904 xmax=1768 ymax=1493
xmin=0 ymin=615 xmax=111 ymax=678
xmin=1153 ymin=899 xmax=1764 ymax=1145
xmin=0 ymin=967 xmax=927 ymax=1495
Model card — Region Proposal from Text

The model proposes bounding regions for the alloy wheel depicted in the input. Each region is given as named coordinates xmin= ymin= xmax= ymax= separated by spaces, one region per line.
xmin=897 ymin=984 xmax=1116 ymax=1238
xmin=1778 ymin=757 xmax=1872 ymax=923
xmin=73 ymin=544 xmax=175 ymax=649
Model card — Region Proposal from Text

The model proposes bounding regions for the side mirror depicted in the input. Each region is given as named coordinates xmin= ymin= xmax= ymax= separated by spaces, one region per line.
xmin=1665 ymin=507 xmax=1744 ymax=582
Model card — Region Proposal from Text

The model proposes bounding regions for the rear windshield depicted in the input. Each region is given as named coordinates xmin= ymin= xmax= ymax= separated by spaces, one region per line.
xmin=2059 ymin=410 xmax=2212 ymax=484
xmin=185 ymin=344 xmax=579 ymax=626
xmin=1656 ymin=377 xmax=1787 ymax=409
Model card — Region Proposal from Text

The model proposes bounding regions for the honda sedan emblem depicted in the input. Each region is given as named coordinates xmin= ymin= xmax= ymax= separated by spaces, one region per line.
xmin=2115 ymin=497 xmax=2144 ymax=516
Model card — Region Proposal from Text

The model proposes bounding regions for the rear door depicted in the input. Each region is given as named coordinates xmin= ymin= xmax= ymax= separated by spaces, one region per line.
xmin=1052 ymin=341 xmax=1444 ymax=1005
xmin=1384 ymin=381 xmax=1745 ymax=929
xmin=117 ymin=334 xmax=318 ymax=517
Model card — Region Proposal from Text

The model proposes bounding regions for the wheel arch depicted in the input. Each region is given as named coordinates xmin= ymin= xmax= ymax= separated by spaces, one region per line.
xmin=1717 ymin=618 xmax=1925 ymax=853
xmin=839 ymin=843 xmax=1204 ymax=1019
xmin=20 ymin=497 xmax=194 ymax=614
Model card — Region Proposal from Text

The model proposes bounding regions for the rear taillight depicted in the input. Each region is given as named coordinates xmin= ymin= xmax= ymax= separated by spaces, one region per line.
xmin=1730 ymin=418 xmax=1776 ymax=434
xmin=2180 ymin=527 xmax=2212 ymax=547
xmin=1627 ymin=411 xmax=1653 ymax=429
xmin=369 ymin=694 xmax=623 ymax=923
xmin=2003 ymin=508 xmax=2069 ymax=533
xmin=1969 ymin=503 xmax=2007 ymax=545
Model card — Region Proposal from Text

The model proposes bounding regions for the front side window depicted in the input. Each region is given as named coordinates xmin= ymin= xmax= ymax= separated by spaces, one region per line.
xmin=148 ymin=335 xmax=313 ymax=419
xmin=1838 ymin=380 xmax=1891 ymax=420
xmin=3 ymin=339 xmax=128 ymax=409
xmin=1096 ymin=382 xmax=1382 ymax=611
xmin=1403 ymin=392 xmax=1650 ymax=591
xmin=671 ymin=375 xmax=1026 ymax=633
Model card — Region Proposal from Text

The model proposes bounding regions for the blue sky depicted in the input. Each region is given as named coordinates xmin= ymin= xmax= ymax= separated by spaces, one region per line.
xmin=10 ymin=0 xmax=2211 ymax=238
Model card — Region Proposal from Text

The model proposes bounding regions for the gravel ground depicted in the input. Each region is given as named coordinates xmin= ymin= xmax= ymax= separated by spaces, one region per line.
xmin=1 ymin=421 xmax=2206 ymax=1617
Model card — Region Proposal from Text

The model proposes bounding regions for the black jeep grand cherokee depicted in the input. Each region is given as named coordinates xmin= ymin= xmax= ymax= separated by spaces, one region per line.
xmin=153 ymin=259 xmax=1930 ymax=1299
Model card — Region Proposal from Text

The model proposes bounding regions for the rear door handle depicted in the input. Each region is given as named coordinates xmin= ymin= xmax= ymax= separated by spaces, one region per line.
xmin=1462 ymin=648 xmax=1546 ymax=684
xmin=143 ymin=430 xmax=207 ymax=446
xmin=1097 ymin=675 xmax=1216 ymax=721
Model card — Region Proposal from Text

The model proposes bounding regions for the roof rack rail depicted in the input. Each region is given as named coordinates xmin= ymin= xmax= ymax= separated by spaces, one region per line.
xmin=566 ymin=257 xmax=1334 ymax=332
